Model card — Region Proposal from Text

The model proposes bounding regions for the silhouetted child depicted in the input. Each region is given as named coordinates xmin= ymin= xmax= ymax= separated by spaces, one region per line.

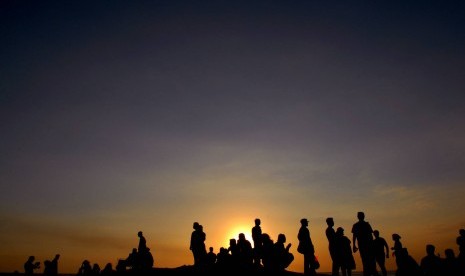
xmin=373 ymin=230 xmax=389 ymax=276
xmin=24 ymin=256 xmax=40 ymax=275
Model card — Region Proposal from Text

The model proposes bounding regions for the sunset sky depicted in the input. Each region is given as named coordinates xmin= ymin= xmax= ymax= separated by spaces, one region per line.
xmin=1 ymin=0 xmax=465 ymax=273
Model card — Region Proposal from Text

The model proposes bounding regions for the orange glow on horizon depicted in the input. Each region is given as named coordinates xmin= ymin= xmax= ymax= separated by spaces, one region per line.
xmin=224 ymin=225 xmax=254 ymax=248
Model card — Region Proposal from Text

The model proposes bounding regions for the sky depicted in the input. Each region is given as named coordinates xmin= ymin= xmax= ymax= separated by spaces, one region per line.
xmin=1 ymin=0 xmax=465 ymax=273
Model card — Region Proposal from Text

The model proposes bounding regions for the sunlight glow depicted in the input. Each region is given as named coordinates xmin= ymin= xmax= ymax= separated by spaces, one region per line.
xmin=224 ymin=225 xmax=254 ymax=247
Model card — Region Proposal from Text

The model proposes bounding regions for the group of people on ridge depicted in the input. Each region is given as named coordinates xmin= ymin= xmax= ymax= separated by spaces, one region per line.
xmin=189 ymin=219 xmax=295 ymax=273
xmin=23 ymin=212 xmax=465 ymax=276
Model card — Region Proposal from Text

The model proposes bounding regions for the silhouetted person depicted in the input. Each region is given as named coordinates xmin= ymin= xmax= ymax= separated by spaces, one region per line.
xmin=373 ymin=230 xmax=389 ymax=276
xmin=228 ymin=238 xmax=239 ymax=270
xmin=24 ymin=256 xmax=40 ymax=275
xmin=261 ymin=233 xmax=274 ymax=272
xmin=216 ymin=247 xmax=231 ymax=269
xmin=391 ymin=233 xmax=403 ymax=258
xmin=237 ymin=233 xmax=254 ymax=269
xmin=77 ymin=260 xmax=92 ymax=276
xmin=273 ymin=233 xmax=294 ymax=272
xmin=206 ymin=247 xmax=217 ymax=266
xmin=335 ymin=227 xmax=356 ymax=276
xmin=126 ymin=248 xmax=139 ymax=271
xmin=198 ymin=224 xmax=207 ymax=265
xmin=420 ymin=244 xmax=442 ymax=276
xmin=43 ymin=261 xmax=53 ymax=276
xmin=395 ymin=248 xmax=421 ymax=276
xmin=190 ymin=222 xmax=203 ymax=266
xmin=43 ymin=254 xmax=59 ymax=276
xmin=140 ymin=247 xmax=154 ymax=271
xmin=352 ymin=211 xmax=376 ymax=276
xmin=443 ymin=248 xmax=460 ymax=276
xmin=325 ymin=217 xmax=338 ymax=276
xmin=138 ymin=231 xmax=147 ymax=253
xmin=91 ymin=263 xmax=100 ymax=276
xmin=457 ymin=228 xmax=465 ymax=271
xmin=101 ymin=263 xmax=115 ymax=276
xmin=297 ymin=218 xmax=317 ymax=276
xmin=51 ymin=254 xmax=59 ymax=276
xmin=458 ymin=229 xmax=465 ymax=256
xmin=252 ymin=218 xmax=263 ymax=267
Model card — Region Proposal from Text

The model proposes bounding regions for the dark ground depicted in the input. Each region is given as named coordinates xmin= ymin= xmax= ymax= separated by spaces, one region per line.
xmin=0 ymin=265 xmax=330 ymax=276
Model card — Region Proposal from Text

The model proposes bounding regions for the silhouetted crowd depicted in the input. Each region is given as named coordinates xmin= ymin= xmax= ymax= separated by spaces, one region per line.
xmin=23 ymin=212 xmax=465 ymax=276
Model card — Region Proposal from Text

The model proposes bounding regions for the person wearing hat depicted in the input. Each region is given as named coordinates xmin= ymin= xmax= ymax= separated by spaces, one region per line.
xmin=297 ymin=218 xmax=317 ymax=275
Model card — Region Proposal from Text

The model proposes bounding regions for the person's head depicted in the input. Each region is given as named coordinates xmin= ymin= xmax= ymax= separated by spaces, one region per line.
xmin=261 ymin=233 xmax=271 ymax=243
xmin=199 ymin=224 xmax=203 ymax=231
xmin=373 ymin=230 xmax=380 ymax=238
xmin=426 ymin=244 xmax=435 ymax=255
xmin=392 ymin=233 xmax=401 ymax=241
xmin=445 ymin=249 xmax=455 ymax=259
xmin=209 ymin=247 xmax=213 ymax=253
xmin=460 ymin=229 xmax=465 ymax=236
xmin=138 ymin=231 xmax=143 ymax=237
xmin=28 ymin=256 xmax=35 ymax=262
xmin=238 ymin=233 xmax=245 ymax=241
xmin=54 ymin=254 xmax=60 ymax=260
xmin=229 ymin=238 xmax=236 ymax=246
xmin=336 ymin=227 xmax=344 ymax=236
xmin=255 ymin=218 xmax=261 ymax=226
xmin=300 ymin=218 xmax=309 ymax=226
xmin=277 ymin=233 xmax=286 ymax=243
xmin=357 ymin=212 xmax=365 ymax=221
xmin=193 ymin=222 xmax=199 ymax=230
xmin=326 ymin=217 xmax=334 ymax=227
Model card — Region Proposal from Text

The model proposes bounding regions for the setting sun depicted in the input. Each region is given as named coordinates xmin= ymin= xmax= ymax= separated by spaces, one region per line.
xmin=225 ymin=226 xmax=254 ymax=247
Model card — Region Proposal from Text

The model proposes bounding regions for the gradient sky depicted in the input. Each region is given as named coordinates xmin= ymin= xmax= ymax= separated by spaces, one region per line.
xmin=1 ymin=0 xmax=465 ymax=273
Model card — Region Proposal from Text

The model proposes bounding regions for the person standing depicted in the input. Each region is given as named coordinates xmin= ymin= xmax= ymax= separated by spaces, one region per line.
xmin=138 ymin=231 xmax=147 ymax=253
xmin=190 ymin=222 xmax=203 ymax=266
xmin=252 ymin=218 xmax=263 ymax=267
xmin=352 ymin=211 xmax=376 ymax=276
xmin=298 ymin=218 xmax=317 ymax=276
xmin=373 ymin=230 xmax=389 ymax=276
xmin=326 ymin=217 xmax=338 ymax=276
